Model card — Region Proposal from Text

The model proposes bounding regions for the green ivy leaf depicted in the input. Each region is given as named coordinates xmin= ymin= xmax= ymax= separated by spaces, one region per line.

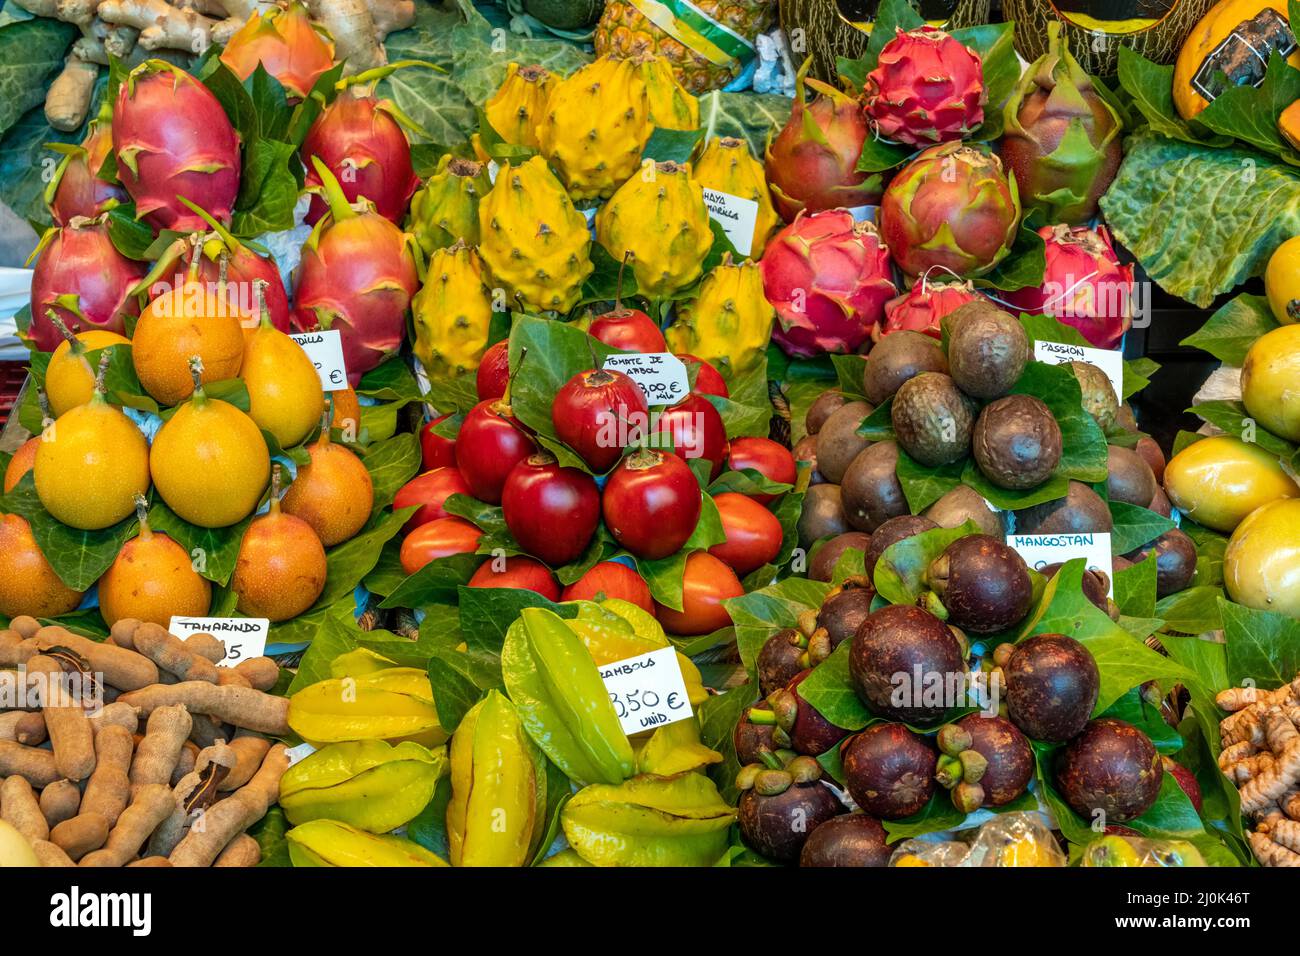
xmin=1220 ymin=597 xmax=1300 ymax=689
xmin=1108 ymin=501 xmax=1176 ymax=555
xmin=1188 ymin=399 xmax=1296 ymax=458
xmin=1180 ymin=294 xmax=1279 ymax=366
xmin=360 ymin=433 xmax=422 ymax=510
xmin=873 ymin=520 xmax=980 ymax=606
xmin=1155 ymin=586 xmax=1225 ymax=636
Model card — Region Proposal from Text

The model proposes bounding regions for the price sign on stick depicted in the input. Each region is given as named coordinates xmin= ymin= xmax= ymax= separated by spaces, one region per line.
xmin=1007 ymin=532 xmax=1114 ymax=596
xmin=290 ymin=329 xmax=349 ymax=391
xmin=1033 ymin=340 xmax=1125 ymax=400
xmin=603 ymin=352 xmax=691 ymax=406
xmin=702 ymin=188 xmax=759 ymax=258
xmin=599 ymin=646 xmax=693 ymax=736
xmin=168 ymin=616 xmax=270 ymax=666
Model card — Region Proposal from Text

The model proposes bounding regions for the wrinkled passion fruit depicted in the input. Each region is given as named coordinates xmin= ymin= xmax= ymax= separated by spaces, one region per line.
xmin=1005 ymin=634 xmax=1100 ymax=742
xmin=971 ymin=394 xmax=1062 ymax=490
xmin=841 ymin=723 xmax=937 ymax=819
xmin=863 ymin=514 xmax=937 ymax=580
xmin=848 ymin=604 xmax=966 ymax=725
xmin=928 ymin=535 xmax=1033 ymax=634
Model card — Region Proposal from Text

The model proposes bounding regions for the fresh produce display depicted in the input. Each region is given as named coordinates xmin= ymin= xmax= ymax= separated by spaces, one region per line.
xmin=0 ymin=0 xmax=1298 ymax=879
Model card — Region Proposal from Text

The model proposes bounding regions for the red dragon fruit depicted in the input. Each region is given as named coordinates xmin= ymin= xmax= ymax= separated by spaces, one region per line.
xmin=866 ymin=26 xmax=986 ymax=148
xmin=28 ymin=216 xmax=145 ymax=352
xmin=292 ymin=158 xmax=420 ymax=381
xmin=879 ymin=279 xmax=982 ymax=340
xmin=765 ymin=63 xmax=882 ymax=223
xmin=46 ymin=118 xmax=124 ymax=225
xmin=879 ymin=141 xmax=1020 ymax=278
xmin=760 ymin=209 xmax=897 ymax=357
xmin=301 ymin=88 xmax=419 ymax=225
xmin=1006 ymin=224 xmax=1135 ymax=349
xmin=219 ymin=0 xmax=336 ymax=100
xmin=112 ymin=60 xmax=241 ymax=234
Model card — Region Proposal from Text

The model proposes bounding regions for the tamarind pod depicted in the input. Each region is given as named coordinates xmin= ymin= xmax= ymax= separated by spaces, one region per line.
xmin=220 ymin=733 xmax=271 ymax=791
xmin=117 ymin=682 xmax=290 ymax=735
xmin=80 ymin=724 xmax=133 ymax=826
xmin=108 ymin=618 xmax=142 ymax=650
xmin=79 ymin=784 xmax=176 ymax=867
xmin=183 ymin=632 xmax=227 ymax=664
xmin=50 ymin=813 xmax=109 ymax=860
xmin=132 ymin=623 xmax=218 ymax=684
xmin=213 ymin=832 xmax=261 ymax=868
xmin=1 ymin=775 xmax=50 ymax=843
xmin=0 ymin=630 xmax=23 ymax=666
xmin=25 ymin=656 xmax=95 ymax=782
xmin=33 ymin=839 xmax=76 ymax=867
xmin=0 ymin=741 xmax=60 ymax=787
xmin=9 ymin=617 xmax=40 ymax=640
xmin=129 ymin=704 xmax=192 ymax=791
xmin=171 ymin=741 xmax=199 ymax=786
xmin=89 ymin=701 xmax=139 ymax=735
xmin=31 ymin=627 xmax=159 ymax=690
xmin=189 ymin=712 xmax=229 ymax=748
xmin=234 ymin=656 xmax=279 ymax=691
xmin=0 ymin=712 xmax=46 ymax=745
xmin=127 ymin=856 xmax=172 ymax=867
xmin=217 ymin=669 xmax=251 ymax=688
xmin=448 ymin=691 xmax=542 ymax=866
xmin=169 ymin=743 xmax=287 ymax=867
xmin=287 ymin=668 xmax=444 ymax=746
xmin=39 ymin=780 xmax=81 ymax=828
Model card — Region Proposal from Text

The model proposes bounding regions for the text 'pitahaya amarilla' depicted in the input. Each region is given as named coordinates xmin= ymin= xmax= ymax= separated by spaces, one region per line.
xmin=113 ymin=60 xmax=241 ymax=234
xmin=477 ymin=156 xmax=593 ymax=313
xmin=28 ymin=216 xmax=145 ymax=352
xmin=537 ymin=56 xmax=651 ymax=201
xmin=880 ymin=279 xmax=982 ymax=339
xmin=692 ymin=136 xmax=779 ymax=258
xmin=1000 ymin=24 xmax=1122 ymax=225
xmin=302 ymin=86 xmax=419 ymax=226
xmin=764 ymin=61 xmax=880 ymax=222
xmin=483 ymin=63 xmax=555 ymax=150
xmin=412 ymin=241 xmax=495 ymax=379
xmin=866 ymin=26 xmax=985 ymax=147
xmin=1006 ymin=224 xmax=1134 ymax=350
xmin=292 ymin=158 xmax=420 ymax=382
xmin=219 ymin=0 xmax=336 ymax=100
xmin=408 ymin=156 xmax=491 ymax=257
xmin=879 ymin=142 xmax=1020 ymax=278
xmin=596 ymin=160 xmax=713 ymax=299
xmin=45 ymin=110 xmax=124 ymax=225
xmin=666 ymin=254 xmax=773 ymax=373
xmin=760 ymin=209 xmax=896 ymax=357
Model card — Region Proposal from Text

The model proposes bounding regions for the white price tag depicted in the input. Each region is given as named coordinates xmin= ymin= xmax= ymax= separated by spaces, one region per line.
xmin=702 ymin=188 xmax=759 ymax=258
xmin=289 ymin=329 xmax=349 ymax=391
xmin=599 ymin=646 xmax=693 ymax=736
xmin=1033 ymin=340 xmax=1125 ymax=401
xmin=284 ymin=742 xmax=317 ymax=767
xmin=1008 ymin=532 xmax=1114 ymax=596
xmin=602 ymin=352 xmax=691 ymax=406
xmin=168 ymin=616 xmax=270 ymax=666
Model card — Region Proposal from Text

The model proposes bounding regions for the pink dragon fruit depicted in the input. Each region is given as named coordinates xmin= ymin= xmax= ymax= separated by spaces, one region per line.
xmin=28 ymin=216 xmax=145 ymax=352
xmin=292 ymin=158 xmax=420 ymax=381
xmin=765 ymin=63 xmax=881 ymax=222
xmin=1006 ymin=224 xmax=1135 ymax=349
xmin=301 ymin=89 xmax=419 ymax=225
xmin=219 ymin=0 xmax=336 ymax=101
xmin=760 ymin=208 xmax=897 ymax=357
xmin=112 ymin=60 xmax=241 ymax=234
xmin=879 ymin=141 xmax=1020 ymax=278
xmin=866 ymin=26 xmax=986 ymax=147
xmin=46 ymin=119 xmax=124 ymax=225
xmin=879 ymin=279 xmax=982 ymax=340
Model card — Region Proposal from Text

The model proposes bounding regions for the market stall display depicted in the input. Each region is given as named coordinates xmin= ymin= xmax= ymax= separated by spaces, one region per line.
xmin=0 ymin=0 xmax=1298 ymax=872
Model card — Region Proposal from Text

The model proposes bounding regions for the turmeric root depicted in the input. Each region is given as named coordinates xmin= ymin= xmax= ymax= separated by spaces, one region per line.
xmin=1240 ymin=709 xmax=1300 ymax=815
xmin=169 ymin=743 xmax=287 ymax=867
xmin=26 ymin=656 xmax=95 ymax=782
xmin=1283 ymin=790 xmax=1300 ymax=821
xmin=0 ymin=740 xmax=61 ymax=787
xmin=79 ymin=784 xmax=176 ymax=868
xmin=32 ymin=840 xmax=77 ymax=867
xmin=1250 ymin=829 xmax=1300 ymax=867
xmin=129 ymin=703 xmax=192 ymax=791
xmin=1229 ymin=753 xmax=1275 ymax=785
xmin=117 ymin=682 xmax=289 ymax=735
xmin=213 ymin=832 xmax=261 ymax=867
xmin=1 ymin=775 xmax=49 ymax=843
xmin=130 ymin=622 xmax=219 ymax=683
xmin=39 ymin=780 xmax=81 ymax=828
xmin=0 ymin=712 xmax=46 ymax=745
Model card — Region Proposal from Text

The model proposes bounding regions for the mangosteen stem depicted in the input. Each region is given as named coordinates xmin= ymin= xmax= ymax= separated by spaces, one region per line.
xmin=758 ymin=750 xmax=784 ymax=772
xmin=747 ymin=708 xmax=777 ymax=726
xmin=922 ymin=591 xmax=949 ymax=621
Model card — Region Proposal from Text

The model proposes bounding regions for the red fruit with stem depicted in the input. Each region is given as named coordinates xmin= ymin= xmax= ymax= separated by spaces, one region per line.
xmin=468 ymin=555 xmax=560 ymax=600
xmin=292 ymin=158 xmax=420 ymax=382
xmin=399 ymin=516 xmax=483 ymax=575
xmin=602 ymin=449 xmax=701 ymax=559
xmin=552 ymin=367 xmax=649 ymax=474
xmin=709 ymin=492 xmax=783 ymax=576
xmin=501 ymin=451 xmax=601 ymax=566
xmin=654 ymin=552 xmax=743 ymax=635
xmin=392 ymin=467 xmax=471 ymax=532
xmin=879 ymin=279 xmax=982 ymax=340
xmin=677 ymin=354 xmax=729 ymax=398
xmin=654 ymin=392 xmax=728 ymax=480
xmin=588 ymin=253 xmax=666 ymax=353
xmin=561 ymin=561 xmax=655 ymax=615
xmin=28 ymin=217 xmax=145 ymax=352
xmin=219 ymin=0 xmax=335 ymax=101
xmin=726 ymin=437 xmax=797 ymax=504
xmin=865 ymin=26 xmax=986 ymax=147
xmin=46 ymin=118 xmax=124 ymax=225
xmin=456 ymin=398 xmax=537 ymax=504
xmin=476 ymin=340 xmax=511 ymax=401
xmin=301 ymin=88 xmax=419 ymax=225
xmin=112 ymin=60 xmax=241 ymax=233
xmin=420 ymin=414 xmax=457 ymax=469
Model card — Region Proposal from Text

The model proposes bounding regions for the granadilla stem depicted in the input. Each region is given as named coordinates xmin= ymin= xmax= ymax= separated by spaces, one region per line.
xmin=45 ymin=309 xmax=78 ymax=346
xmin=188 ymin=355 xmax=205 ymax=396
xmin=133 ymin=493 xmax=152 ymax=540
xmin=253 ymin=279 xmax=269 ymax=328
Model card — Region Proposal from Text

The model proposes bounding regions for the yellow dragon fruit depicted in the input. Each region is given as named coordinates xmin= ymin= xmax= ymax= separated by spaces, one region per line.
xmin=692 ymin=136 xmax=779 ymax=258
xmin=484 ymin=63 xmax=555 ymax=149
xmin=537 ymin=56 xmax=651 ymax=201
xmin=667 ymin=254 xmax=773 ymax=373
xmin=634 ymin=53 xmax=699 ymax=131
xmin=408 ymin=155 xmax=491 ymax=257
xmin=596 ymin=160 xmax=713 ymax=299
xmin=412 ymin=241 xmax=494 ymax=379
xmin=478 ymin=156 xmax=594 ymax=313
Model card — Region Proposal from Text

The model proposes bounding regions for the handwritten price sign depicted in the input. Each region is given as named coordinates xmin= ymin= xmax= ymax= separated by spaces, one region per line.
xmin=168 ymin=616 xmax=270 ymax=666
xmin=599 ymin=646 xmax=693 ymax=735
xmin=603 ymin=352 xmax=690 ymax=406
xmin=289 ymin=329 xmax=349 ymax=391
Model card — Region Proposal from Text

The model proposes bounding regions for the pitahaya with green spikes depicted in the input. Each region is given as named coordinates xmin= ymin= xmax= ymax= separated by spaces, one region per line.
xmin=28 ymin=216 xmax=145 ymax=352
xmin=292 ymin=158 xmax=420 ymax=382
xmin=408 ymin=155 xmax=491 ymax=257
xmin=112 ymin=60 xmax=241 ymax=233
